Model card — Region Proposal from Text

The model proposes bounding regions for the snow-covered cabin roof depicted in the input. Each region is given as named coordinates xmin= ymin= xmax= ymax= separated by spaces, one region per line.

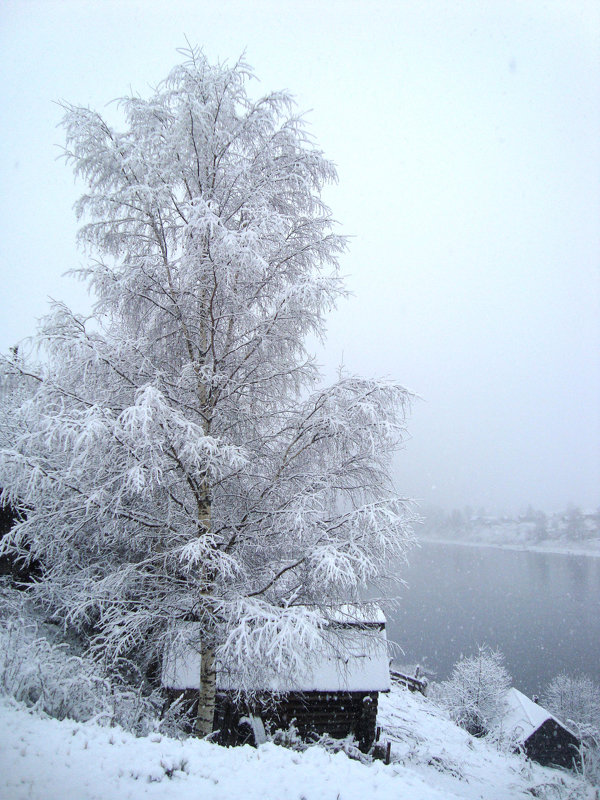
xmin=327 ymin=603 xmax=386 ymax=627
xmin=162 ymin=605 xmax=390 ymax=693
xmin=501 ymin=688 xmax=577 ymax=743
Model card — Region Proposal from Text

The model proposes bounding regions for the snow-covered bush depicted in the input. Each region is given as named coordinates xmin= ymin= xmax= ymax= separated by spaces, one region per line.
xmin=0 ymin=617 xmax=162 ymax=733
xmin=0 ymin=581 xmax=163 ymax=735
xmin=542 ymin=674 xmax=600 ymax=732
xmin=267 ymin=722 xmax=308 ymax=751
xmin=267 ymin=723 xmax=372 ymax=764
xmin=575 ymin=728 xmax=600 ymax=788
xmin=543 ymin=673 xmax=600 ymax=787
xmin=434 ymin=646 xmax=511 ymax=737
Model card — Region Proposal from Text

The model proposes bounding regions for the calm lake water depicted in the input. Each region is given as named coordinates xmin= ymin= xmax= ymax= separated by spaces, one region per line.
xmin=383 ymin=541 xmax=600 ymax=696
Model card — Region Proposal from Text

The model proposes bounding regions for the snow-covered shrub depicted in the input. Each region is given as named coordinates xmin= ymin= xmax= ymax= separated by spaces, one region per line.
xmin=525 ymin=777 xmax=594 ymax=800
xmin=268 ymin=722 xmax=308 ymax=752
xmin=435 ymin=646 xmax=511 ymax=737
xmin=0 ymin=615 xmax=162 ymax=733
xmin=542 ymin=674 xmax=600 ymax=732
xmin=574 ymin=727 xmax=600 ymax=788
xmin=0 ymin=582 xmax=163 ymax=735
xmin=310 ymin=733 xmax=372 ymax=764
xmin=267 ymin=723 xmax=372 ymax=764
xmin=543 ymin=674 xmax=600 ymax=787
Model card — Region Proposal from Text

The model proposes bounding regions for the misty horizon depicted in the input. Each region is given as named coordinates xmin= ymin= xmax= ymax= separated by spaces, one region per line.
xmin=1 ymin=1 xmax=598 ymax=513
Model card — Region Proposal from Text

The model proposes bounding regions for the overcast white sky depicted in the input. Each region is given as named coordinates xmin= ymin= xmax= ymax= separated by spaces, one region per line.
xmin=1 ymin=0 xmax=599 ymax=514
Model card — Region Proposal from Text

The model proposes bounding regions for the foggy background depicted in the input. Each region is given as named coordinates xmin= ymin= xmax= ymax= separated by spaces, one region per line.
xmin=1 ymin=0 xmax=598 ymax=515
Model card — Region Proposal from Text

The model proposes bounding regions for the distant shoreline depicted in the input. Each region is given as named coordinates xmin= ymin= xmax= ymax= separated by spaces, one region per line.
xmin=417 ymin=536 xmax=600 ymax=558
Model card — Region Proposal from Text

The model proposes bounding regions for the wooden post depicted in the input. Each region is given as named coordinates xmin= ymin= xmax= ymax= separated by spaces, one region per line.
xmin=385 ymin=741 xmax=391 ymax=765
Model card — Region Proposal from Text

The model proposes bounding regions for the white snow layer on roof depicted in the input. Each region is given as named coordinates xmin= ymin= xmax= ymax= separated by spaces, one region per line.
xmin=327 ymin=603 xmax=386 ymax=625
xmin=501 ymin=688 xmax=577 ymax=743
xmin=162 ymin=610 xmax=390 ymax=693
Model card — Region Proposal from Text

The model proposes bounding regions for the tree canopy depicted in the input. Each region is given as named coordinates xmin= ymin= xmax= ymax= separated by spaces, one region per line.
xmin=0 ymin=49 xmax=414 ymax=732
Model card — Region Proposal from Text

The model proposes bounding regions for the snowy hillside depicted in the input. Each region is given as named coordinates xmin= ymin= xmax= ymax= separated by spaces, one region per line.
xmin=1 ymin=687 xmax=592 ymax=800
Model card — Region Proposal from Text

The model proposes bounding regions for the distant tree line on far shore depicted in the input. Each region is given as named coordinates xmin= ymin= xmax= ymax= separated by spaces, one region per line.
xmin=419 ymin=504 xmax=600 ymax=545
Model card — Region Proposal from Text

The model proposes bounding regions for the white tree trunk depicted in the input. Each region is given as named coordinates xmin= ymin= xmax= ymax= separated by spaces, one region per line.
xmin=195 ymin=488 xmax=217 ymax=738
xmin=196 ymin=643 xmax=216 ymax=737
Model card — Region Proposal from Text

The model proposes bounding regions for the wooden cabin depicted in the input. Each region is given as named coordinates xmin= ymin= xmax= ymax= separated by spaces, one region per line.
xmin=162 ymin=605 xmax=390 ymax=751
xmin=501 ymin=688 xmax=581 ymax=769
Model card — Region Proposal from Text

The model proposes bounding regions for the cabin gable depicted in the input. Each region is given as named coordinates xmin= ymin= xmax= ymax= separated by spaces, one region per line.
xmin=523 ymin=717 xmax=581 ymax=769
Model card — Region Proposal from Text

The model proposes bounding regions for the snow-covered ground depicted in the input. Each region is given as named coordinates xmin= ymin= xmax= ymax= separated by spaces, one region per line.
xmin=378 ymin=687 xmax=591 ymax=799
xmin=1 ymin=687 xmax=593 ymax=800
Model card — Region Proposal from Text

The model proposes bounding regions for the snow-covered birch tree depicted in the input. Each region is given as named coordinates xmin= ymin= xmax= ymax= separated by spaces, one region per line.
xmin=0 ymin=48 xmax=414 ymax=736
xmin=437 ymin=647 xmax=511 ymax=737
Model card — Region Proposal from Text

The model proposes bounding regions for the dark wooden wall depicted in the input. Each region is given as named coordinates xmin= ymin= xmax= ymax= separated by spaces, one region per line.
xmin=166 ymin=689 xmax=380 ymax=752
xmin=217 ymin=690 xmax=379 ymax=751
xmin=523 ymin=719 xmax=581 ymax=769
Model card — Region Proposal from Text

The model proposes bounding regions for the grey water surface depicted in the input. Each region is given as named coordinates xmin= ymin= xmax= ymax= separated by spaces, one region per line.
xmin=384 ymin=541 xmax=600 ymax=696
